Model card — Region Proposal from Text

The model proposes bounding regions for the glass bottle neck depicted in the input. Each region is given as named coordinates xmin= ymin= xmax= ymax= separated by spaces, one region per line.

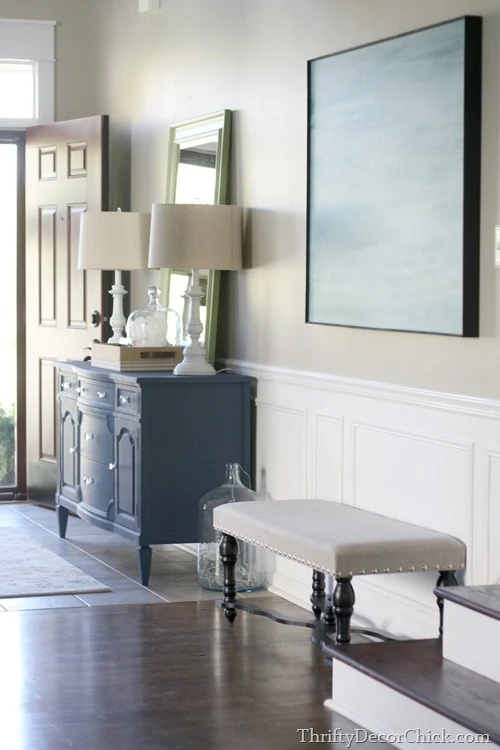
xmin=224 ymin=462 xmax=245 ymax=487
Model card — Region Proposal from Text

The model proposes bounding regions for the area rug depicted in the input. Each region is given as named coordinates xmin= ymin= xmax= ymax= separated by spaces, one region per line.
xmin=0 ymin=527 xmax=111 ymax=597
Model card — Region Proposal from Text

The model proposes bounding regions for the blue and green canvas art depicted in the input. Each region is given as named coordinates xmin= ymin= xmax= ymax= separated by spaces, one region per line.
xmin=307 ymin=18 xmax=481 ymax=336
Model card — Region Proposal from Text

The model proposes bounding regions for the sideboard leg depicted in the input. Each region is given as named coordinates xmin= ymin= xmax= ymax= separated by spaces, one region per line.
xmin=137 ymin=545 xmax=153 ymax=586
xmin=57 ymin=504 xmax=69 ymax=539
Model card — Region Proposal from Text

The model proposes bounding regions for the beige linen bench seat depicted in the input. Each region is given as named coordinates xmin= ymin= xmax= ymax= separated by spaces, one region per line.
xmin=213 ymin=499 xmax=466 ymax=644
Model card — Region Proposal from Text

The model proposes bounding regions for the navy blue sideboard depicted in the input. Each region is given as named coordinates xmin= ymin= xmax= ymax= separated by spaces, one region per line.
xmin=56 ymin=361 xmax=253 ymax=585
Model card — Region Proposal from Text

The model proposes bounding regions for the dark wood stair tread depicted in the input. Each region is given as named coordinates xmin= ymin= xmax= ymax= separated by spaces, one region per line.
xmin=327 ymin=638 xmax=500 ymax=744
xmin=436 ymin=585 xmax=500 ymax=621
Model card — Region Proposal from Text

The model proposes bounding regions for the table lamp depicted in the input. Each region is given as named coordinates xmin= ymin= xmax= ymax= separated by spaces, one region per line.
xmin=148 ymin=203 xmax=243 ymax=375
xmin=78 ymin=209 xmax=151 ymax=343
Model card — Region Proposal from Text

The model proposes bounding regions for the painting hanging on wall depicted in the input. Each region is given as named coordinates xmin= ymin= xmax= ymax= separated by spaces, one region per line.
xmin=306 ymin=16 xmax=482 ymax=337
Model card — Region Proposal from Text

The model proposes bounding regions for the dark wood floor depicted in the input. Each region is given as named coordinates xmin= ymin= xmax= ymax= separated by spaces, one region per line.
xmin=0 ymin=598 xmax=378 ymax=750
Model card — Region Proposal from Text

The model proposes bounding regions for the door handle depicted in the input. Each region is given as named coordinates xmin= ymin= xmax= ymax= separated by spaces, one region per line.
xmin=91 ymin=310 xmax=101 ymax=327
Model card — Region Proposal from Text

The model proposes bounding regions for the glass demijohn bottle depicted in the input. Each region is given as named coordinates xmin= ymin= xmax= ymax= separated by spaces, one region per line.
xmin=197 ymin=463 xmax=266 ymax=592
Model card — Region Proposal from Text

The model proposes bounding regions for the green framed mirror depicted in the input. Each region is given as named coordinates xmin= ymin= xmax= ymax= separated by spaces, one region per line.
xmin=158 ymin=110 xmax=232 ymax=366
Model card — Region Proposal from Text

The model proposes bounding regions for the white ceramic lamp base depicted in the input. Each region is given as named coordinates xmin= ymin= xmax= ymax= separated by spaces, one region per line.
xmin=108 ymin=269 xmax=127 ymax=344
xmin=174 ymin=269 xmax=215 ymax=376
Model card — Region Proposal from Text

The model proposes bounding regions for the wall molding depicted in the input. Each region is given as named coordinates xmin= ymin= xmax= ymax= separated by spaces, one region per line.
xmin=352 ymin=419 xmax=476 ymax=451
xmin=220 ymin=358 xmax=500 ymax=419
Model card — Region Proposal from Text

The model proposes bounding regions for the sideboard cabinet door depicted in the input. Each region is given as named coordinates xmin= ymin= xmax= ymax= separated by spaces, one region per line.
xmin=58 ymin=397 xmax=78 ymax=504
xmin=113 ymin=417 xmax=140 ymax=532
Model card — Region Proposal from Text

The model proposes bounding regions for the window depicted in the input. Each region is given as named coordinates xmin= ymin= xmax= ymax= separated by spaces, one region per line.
xmin=0 ymin=19 xmax=55 ymax=127
xmin=0 ymin=62 xmax=35 ymax=119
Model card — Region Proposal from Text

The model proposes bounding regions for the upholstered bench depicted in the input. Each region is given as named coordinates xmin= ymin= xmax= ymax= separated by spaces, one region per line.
xmin=213 ymin=499 xmax=466 ymax=644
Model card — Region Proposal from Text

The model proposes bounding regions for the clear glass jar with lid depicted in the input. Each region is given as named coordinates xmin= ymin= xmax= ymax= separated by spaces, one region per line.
xmin=197 ymin=463 xmax=266 ymax=592
xmin=126 ymin=286 xmax=181 ymax=347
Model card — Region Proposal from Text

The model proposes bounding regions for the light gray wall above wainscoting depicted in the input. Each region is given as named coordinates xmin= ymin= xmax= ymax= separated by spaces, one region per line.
xmin=88 ymin=0 xmax=500 ymax=399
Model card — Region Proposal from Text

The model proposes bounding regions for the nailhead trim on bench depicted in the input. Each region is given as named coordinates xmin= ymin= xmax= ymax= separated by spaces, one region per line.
xmin=213 ymin=525 xmax=465 ymax=578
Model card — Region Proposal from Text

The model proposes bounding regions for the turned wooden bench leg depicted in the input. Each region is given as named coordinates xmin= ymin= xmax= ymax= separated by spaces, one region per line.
xmin=435 ymin=569 xmax=458 ymax=637
xmin=333 ymin=575 xmax=355 ymax=643
xmin=310 ymin=570 xmax=326 ymax=620
xmin=220 ymin=533 xmax=238 ymax=624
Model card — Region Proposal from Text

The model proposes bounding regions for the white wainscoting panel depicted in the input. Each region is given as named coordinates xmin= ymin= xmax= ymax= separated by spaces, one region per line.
xmin=487 ymin=449 xmax=500 ymax=583
xmin=221 ymin=359 xmax=500 ymax=638
xmin=308 ymin=413 xmax=344 ymax=502
xmin=352 ymin=421 xmax=474 ymax=554
xmin=255 ymin=400 xmax=307 ymax=502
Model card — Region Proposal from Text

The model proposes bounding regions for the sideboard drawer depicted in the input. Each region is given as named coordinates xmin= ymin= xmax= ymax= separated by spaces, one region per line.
xmin=77 ymin=378 xmax=115 ymax=409
xmin=79 ymin=410 xmax=114 ymax=465
xmin=59 ymin=371 xmax=78 ymax=398
xmin=79 ymin=455 xmax=114 ymax=520
xmin=116 ymin=386 xmax=140 ymax=416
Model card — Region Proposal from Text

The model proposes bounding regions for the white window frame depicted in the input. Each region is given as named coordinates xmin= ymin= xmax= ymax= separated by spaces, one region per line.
xmin=0 ymin=18 xmax=55 ymax=128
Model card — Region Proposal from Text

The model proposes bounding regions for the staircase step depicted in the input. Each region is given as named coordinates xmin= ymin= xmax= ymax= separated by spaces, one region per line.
xmin=324 ymin=639 xmax=500 ymax=748
xmin=439 ymin=585 xmax=500 ymax=683
xmin=438 ymin=584 xmax=500 ymax=620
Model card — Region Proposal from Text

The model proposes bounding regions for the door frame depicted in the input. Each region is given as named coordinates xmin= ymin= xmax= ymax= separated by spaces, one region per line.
xmin=0 ymin=130 xmax=26 ymax=499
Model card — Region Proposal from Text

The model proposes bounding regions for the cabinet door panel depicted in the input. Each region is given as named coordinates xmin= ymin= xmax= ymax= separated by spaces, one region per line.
xmin=58 ymin=397 xmax=78 ymax=502
xmin=114 ymin=419 xmax=140 ymax=531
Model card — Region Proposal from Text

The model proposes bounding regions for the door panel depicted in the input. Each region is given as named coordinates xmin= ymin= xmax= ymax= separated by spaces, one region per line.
xmin=26 ymin=116 xmax=112 ymax=503
xmin=39 ymin=358 xmax=57 ymax=461
xmin=67 ymin=204 xmax=87 ymax=328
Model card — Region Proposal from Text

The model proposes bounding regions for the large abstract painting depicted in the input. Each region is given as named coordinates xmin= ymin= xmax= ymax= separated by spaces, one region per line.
xmin=306 ymin=17 xmax=482 ymax=336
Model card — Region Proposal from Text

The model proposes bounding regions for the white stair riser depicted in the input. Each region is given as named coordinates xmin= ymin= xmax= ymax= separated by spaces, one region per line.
xmin=443 ymin=601 xmax=500 ymax=683
xmin=325 ymin=661 xmax=499 ymax=749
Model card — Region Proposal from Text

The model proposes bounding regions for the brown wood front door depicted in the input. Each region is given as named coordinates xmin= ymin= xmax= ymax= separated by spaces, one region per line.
xmin=25 ymin=116 xmax=112 ymax=503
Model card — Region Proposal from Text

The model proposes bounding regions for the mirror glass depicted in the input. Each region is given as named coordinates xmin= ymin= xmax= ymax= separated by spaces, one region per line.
xmin=158 ymin=110 xmax=231 ymax=366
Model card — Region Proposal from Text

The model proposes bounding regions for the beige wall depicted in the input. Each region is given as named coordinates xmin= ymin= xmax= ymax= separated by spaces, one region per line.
xmin=91 ymin=0 xmax=500 ymax=397
xmin=0 ymin=0 xmax=98 ymax=120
